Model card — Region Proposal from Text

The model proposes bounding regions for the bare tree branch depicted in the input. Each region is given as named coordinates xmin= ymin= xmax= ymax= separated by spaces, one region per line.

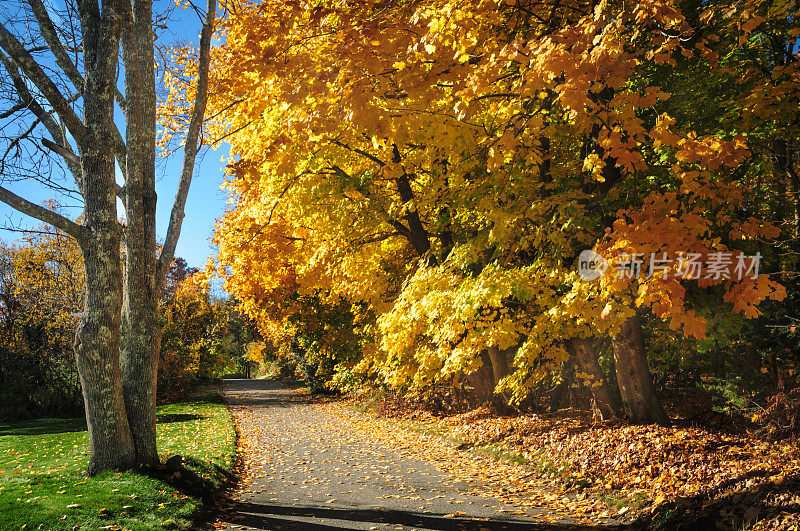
xmin=0 ymin=21 xmax=86 ymax=146
xmin=27 ymin=0 xmax=84 ymax=92
xmin=0 ymin=49 xmax=84 ymax=193
xmin=157 ymin=0 xmax=217 ymax=278
xmin=0 ymin=185 xmax=87 ymax=244
xmin=25 ymin=0 xmax=126 ymax=114
xmin=42 ymin=137 xmax=79 ymax=164
xmin=1 ymin=118 xmax=40 ymax=170
xmin=330 ymin=138 xmax=386 ymax=167
xmin=0 ymin=100 xmax=28 ymax=120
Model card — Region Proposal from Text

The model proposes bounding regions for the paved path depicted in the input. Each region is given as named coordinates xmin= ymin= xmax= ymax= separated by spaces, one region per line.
xmin=211 ymin=379 xmax=620 ymax=531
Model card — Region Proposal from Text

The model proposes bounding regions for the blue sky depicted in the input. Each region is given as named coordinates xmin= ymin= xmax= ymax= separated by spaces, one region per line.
xmin=0 ymin=0 xmax=231 ymax=270
xmin=152 ymin=144 xmax=231 ymax=269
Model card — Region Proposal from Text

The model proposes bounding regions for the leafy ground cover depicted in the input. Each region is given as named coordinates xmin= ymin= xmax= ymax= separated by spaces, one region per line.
xmin=0 ymin=391 xmax=236 ymax=530
xmin=352 ymin=396 xmax=800 ymax=530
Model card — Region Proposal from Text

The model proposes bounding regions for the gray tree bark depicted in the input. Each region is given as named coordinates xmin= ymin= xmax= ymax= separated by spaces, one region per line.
xmin=566 ymin=337 xmax=624 ymax=420
xmin=119 ymin=0 xmax=160 ymax=466
xmin=76 ymin=0 xmax=136 ymax=474
xmin=612 ymin=311 xmax=670 ymax=425
xmin=119 ymin=0 xmax=216 ymax=466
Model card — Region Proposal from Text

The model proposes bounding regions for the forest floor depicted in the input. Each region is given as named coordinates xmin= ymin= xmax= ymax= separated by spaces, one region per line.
xmin=359 ymin=392 xmax=800 ymax=530
xmin=208 ymin=378 xmax=627 ymax=530
xmin=210 ymin=378 xmax=800 ymax=531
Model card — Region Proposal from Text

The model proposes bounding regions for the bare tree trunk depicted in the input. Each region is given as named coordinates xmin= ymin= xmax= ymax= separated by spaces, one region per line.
xmin=486 ymin=345 xmax=512 ymax=388
xmin=773 ymin=139 xmax=800 ymax=272
xmin=567 ymin=338 xmax=623 ymax=420
xmin=612 ymin=311 xmax=669 ymax=425
xmin=460 ymin=345 xmax=515 ymax=409
xmin=120 ymin=292 xmax=160 ymax=465
xmin=119 ymin=0 xmax=160 ymax=467
xmin=118 ymin=0 xmax=216 ymax=466
xmin=77 ymin=235 xmax=134 ymax=475
xmin=465 ymin=350 xmax=495 ymax=405
xmin=120 ymin=257 xmax=160 ymax=465
xmin=550 ymin=355 xmax=575 ymax=412
xmin=487 ymin=344 xmax=518 ymax=408
xmin=75 ymin=0 xmax=135 ymax=474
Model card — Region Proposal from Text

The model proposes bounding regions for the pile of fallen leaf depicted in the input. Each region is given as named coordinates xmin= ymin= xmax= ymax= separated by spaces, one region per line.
xmin=370 ymin=400 xmax=800 ymax=530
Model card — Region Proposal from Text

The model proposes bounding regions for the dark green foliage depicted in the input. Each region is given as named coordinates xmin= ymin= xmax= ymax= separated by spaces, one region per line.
xmin=0 ymin=342 xmax=82 ymax=419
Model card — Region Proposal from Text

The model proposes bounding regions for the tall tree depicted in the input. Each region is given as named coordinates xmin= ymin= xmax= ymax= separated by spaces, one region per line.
xmin=0 ymin=0 xmax=216 ymax=473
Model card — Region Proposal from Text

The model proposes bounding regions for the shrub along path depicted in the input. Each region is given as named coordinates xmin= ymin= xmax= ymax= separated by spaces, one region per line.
xmin=209 ymin=379 xmax=625 ymax=531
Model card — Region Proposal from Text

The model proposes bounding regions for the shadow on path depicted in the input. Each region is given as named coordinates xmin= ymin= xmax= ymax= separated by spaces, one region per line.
xmin=227 ymin=501 xmax=618 ymax=530
xmin=221 ymin=378 xmax=314 ymax=409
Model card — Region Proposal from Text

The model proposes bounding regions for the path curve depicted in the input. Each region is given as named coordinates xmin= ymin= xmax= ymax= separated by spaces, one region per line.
xmin=210 ymin=378 xmax=622 ymax=531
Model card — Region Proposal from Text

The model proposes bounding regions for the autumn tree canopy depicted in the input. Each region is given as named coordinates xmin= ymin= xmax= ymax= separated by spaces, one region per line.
xmin=193 ymin=0 xmax=798 ymax=422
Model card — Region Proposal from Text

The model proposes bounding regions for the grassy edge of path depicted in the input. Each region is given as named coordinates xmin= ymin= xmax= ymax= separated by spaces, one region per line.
xmin=0 ymin=390 xmax=236 ymax=531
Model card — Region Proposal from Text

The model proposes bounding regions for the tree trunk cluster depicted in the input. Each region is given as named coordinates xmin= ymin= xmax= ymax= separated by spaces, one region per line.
xmin=0 ymin=0 xmax=216 ymax=474
xmin=465 ymin=310 xmax=669 ymax=426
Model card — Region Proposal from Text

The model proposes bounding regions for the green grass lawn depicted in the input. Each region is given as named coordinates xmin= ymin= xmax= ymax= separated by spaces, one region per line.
xmin=0 ymin=392 xmax=236 ymax=530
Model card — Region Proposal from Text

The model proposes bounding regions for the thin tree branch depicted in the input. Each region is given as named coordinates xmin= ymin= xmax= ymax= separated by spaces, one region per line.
xmin=211 ymin=120 xmax=252 ymax=144
xmin=330 ymin=139 xmax=386 ymax=167
xmin=0 ymin=100 xmax=28 ymax=119
xmin=0 ymin=50 xmax=83 ymax=190
xmin=41 ymin=135 xmax=123 ymax=199
xmin=237 ymin=180 xmax=295 ymax=248
xmin=27 ymin=0 xmax=84 ymax=92
xmin=387 ymin=219 xmax=411 ymax=238
xmin=0 ymin=22 xmax=86 ymax=146
xmin=0 ymin=185 xmax=87 ymax=244
xmin=205 ymin=98 xmax=244 ymax=121
xmin=0 ymin=225 xmax=65 ymax=237
xmin=351 ymin=231 xmax=401 ymax=246
xmin=0 ymin=119 xmax=40 ymax=174
xmin=27 ymin=0 xmax=127 ymax=112
xmin=157 ymin=0 xmax=217 ymax=278
xmin=41 ymin=137 xmax=79 ymax=164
